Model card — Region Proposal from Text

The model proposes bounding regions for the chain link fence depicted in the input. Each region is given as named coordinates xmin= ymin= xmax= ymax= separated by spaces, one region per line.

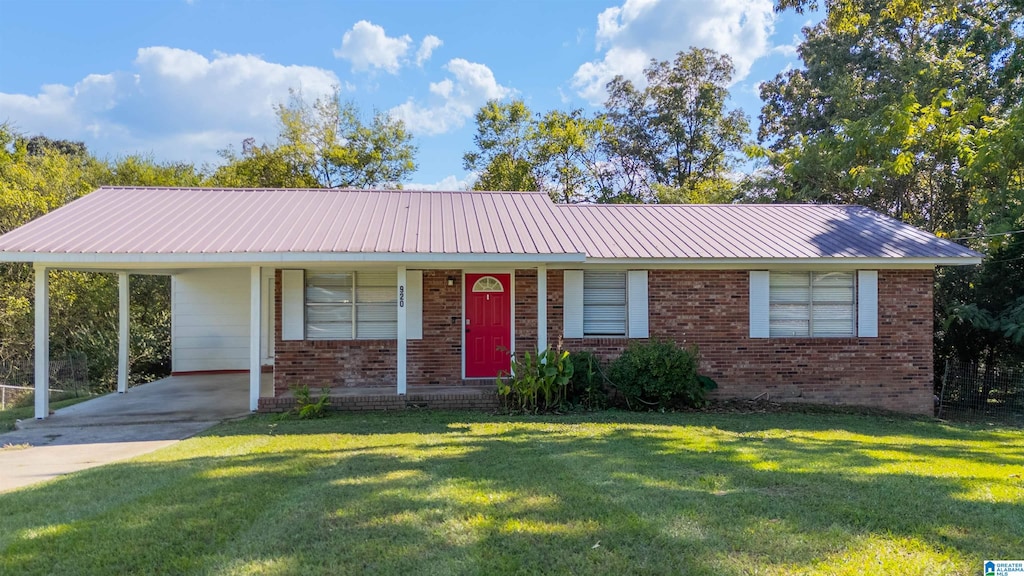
xmin=937 ymin=358 xmax=1024 ymax=426
xmin=0 ymin=352 xmax=89 ymax=410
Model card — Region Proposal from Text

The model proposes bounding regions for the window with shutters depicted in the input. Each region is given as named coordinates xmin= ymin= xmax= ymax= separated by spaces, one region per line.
xmin=305 ymin=272 xmax=397 ymax=340
xmin=769 ymin=272 xmax=855 ymax=337
xmin=583 ymin=271 xmax=627 ymax=337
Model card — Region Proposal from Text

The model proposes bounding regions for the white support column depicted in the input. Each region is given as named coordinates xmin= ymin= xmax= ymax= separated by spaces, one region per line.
xmin=397 ymin=266 xmax=408 ymax=395
xmin=249 ymin=266 xmax=262 ymax=412
xmin=537 ymin=264 xmax=547 ymax=351
xmin=117 ymin=272 xmax=130 ymax=393
xmin=34 ymin=265 xmax=50 ymax=419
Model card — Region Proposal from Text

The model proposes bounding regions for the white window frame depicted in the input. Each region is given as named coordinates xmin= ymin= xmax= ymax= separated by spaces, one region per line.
xmin=768 ymin=271 xmax=857 ymax=338
xmin=305 ymin=271 xmax=398 ymax=340
xmin=564 ymin=270 xmax=648 ymax=339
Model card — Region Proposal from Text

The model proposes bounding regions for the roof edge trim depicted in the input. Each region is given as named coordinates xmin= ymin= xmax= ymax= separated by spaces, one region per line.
xmin=579 ymin=256 xmax=983 ymax=267
xmin=2 ymin=251 xmax=588 ymax=265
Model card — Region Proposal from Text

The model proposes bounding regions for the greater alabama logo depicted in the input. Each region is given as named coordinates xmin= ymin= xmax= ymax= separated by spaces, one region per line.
xmin=986 ymin=560 xmax=1024 ymax=576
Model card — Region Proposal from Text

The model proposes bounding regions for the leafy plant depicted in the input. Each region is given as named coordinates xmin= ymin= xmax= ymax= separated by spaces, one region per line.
xmin=566 ymin=350 xmax=607 ymax=410
xmin=496 ymin=346 xmax=575 ymax=413
xmin=607 ymin=340 xmax=713 ymax=409
xmin=290 ymin=384 xmax=331 ymax=419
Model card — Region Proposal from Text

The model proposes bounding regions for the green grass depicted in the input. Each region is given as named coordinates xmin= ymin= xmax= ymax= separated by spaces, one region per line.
xmin=1 ymin=410 xmax=1021 ymax=575
xmin=0 ymin=395 xmax=94 ymax=432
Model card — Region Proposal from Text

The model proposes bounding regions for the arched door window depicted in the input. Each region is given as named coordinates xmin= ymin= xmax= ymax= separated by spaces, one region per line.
xmin=472 ymin=276 xmax=504 ymax=292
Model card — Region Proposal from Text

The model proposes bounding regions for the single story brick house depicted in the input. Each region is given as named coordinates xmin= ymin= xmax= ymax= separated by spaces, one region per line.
xmin=0 ymin=187 xmax=981 ymax=418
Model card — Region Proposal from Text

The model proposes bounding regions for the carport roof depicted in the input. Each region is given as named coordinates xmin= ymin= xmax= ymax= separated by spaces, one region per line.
xmin=0 ymin=186 xmax=982 ymax=265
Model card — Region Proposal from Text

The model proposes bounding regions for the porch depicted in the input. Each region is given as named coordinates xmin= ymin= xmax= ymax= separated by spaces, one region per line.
xmin=259 ymin=383 xmax=498 ymax=413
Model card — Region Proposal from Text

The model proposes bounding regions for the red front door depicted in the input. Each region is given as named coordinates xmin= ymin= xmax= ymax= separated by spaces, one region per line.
xmin=465 ymin=273 xmax=511 ymax=378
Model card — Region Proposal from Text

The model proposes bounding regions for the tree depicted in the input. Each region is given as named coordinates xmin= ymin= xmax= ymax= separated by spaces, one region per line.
xmin=276 ymin=89 xmax=417 ymax=188
xmin=213 ymin=88 xmax=418 ymax=189
xmin=754 ymin=0 xmax=1023 ymax=234
xmin=463 ymin=99 xmax=539 ymax=192
xmin=101 ymin=154 xmax=205 ymax=187
xmin=24 ymin=135 xmax=87 ymax=158
xmin=208 ymin=138 xmax=316 ymax=188
xmin=533 ymin=109 xmax=606 ymax=203
xmin=601 ymin=48 xmax=750 ymax=203
xmin=597 ymin=78 xmax=658 ymax=203
xmin=0 ymin=126 xmax=201 ymax=388
xmin=754 ymin=0 xmax=1024 ymax=378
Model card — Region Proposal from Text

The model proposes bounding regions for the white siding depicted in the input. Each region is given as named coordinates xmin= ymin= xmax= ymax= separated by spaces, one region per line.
xmin=172 ymin=269 xmax=250 ymax=372
xmin=627 ymin=270 xmax=649 ymax=338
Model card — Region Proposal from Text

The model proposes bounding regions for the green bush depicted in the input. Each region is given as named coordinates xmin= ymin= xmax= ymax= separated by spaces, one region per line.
xmin=566 ymin=350 xmax=607 ymax=410
xmin=290 ymin=385 xmax=331 ymax=419
xmin=496 ymin=347 xmax=574 ymax=413
xmin=607 ymin=340 xmax=714 ymax=409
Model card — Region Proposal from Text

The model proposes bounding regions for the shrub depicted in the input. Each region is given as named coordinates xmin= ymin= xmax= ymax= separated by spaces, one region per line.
xmin=607 ymin=340 xmax=713 ymax=409
xmin=566 ymin=350 xmax=607 ymax=410
xmin=496 ymin=346 xmax=574 ymax=413
xmin=290 ymin=384 xmax=331 ymax=419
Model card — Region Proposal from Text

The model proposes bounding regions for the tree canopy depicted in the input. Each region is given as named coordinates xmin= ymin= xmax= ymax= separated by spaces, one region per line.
xmin=211 ymin=88 xmax=417 ymax=189
xmin=751 ymin=0 xmax=1024 ymax=368
xmin=460 ymin=47 xmax=750 ymax=204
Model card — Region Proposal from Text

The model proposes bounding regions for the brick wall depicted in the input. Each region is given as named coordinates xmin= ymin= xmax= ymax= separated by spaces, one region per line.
xmin=407 ymin=270 xmax=463 ymax=386
xmin=514 ymin=269 xmax=538 ymax=355
xmin=273 ymin=270 xmax=395 ymax=392
xmin=550 ymin=269 xmax=934 ymax=414
xmin=274 ymin=267 xmax=935 ymax=414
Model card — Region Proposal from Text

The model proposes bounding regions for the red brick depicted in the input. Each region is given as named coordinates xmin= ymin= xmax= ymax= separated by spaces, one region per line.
xmin=272 ymin=268 xmax=935 ymax=414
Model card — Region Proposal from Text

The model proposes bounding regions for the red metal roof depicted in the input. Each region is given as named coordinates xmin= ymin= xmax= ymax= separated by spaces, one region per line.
xmin=0 ymin=188 xmax=579 ymax=256
xmin=557 ymin=203 xmax=979 ymax=260
xmin=0 ymin=187 xmax=981 ymax=263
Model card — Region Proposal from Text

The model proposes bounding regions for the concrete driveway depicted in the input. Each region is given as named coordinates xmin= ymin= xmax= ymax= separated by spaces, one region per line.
xmin=0 ymin=373 xmax=267 ymax=493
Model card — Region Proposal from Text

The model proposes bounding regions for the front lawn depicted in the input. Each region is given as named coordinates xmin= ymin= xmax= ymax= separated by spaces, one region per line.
xmin=1 ymin=410 xmax=1021 ymax=575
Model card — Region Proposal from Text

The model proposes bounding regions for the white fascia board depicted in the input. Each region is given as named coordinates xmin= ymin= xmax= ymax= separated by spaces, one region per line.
xmin=17 ymin=266 xmax=177 ymax=275
xmin=2 ymin=251 xmax=588 ymax=266
xmin=13 ymin=253 xmax=981 ymax=271
xmin=556 ymin=257 xmax=982 ymax=269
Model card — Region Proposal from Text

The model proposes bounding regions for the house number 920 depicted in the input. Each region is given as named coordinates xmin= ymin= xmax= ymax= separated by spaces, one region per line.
xmin=399 ymin=286 xmax=405 ymax=308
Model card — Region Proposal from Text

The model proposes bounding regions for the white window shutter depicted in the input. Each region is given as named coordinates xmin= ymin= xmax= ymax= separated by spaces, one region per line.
xmin=563 ymin=270 xmax=584 ymax=338
xmin=627 ymin=270 xmax=649 ymax=338
xmin=858 ymin=270 xmax=878 ymax=337
xmin=407 ymin=270 xmax=423 ymax=340
xmin=281 ymin=269 xmax=304 ymax=341
xmin=749 ymin=271 xmax=770 ymax=338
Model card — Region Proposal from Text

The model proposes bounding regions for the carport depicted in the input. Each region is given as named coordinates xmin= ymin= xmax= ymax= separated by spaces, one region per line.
xmin=27 ymin=264 xmax=275 ymax=419
xmin=0 ymin=190 xmax=308 ymax=420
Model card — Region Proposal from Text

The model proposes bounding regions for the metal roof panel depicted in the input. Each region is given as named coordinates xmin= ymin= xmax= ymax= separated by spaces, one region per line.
xmin=0 ymin=187 xmax=981 ymax=263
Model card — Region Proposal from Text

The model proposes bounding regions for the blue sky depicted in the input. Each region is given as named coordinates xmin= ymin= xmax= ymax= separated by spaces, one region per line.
xmin=0 ymin=0 xmax=815 ymax=188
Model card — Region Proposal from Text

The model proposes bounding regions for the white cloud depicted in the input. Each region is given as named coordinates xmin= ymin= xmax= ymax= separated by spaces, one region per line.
xmin=769 ymin=34 xmax=801 ymax=57
xmin=0 ymin=46 xmax=339 ymax=162
xmin=572 ymin=47 xmax=649 ymax=104
xmin=416 ymin=35 xmax=443 ymax=66
xmin=572 ymin=0 xmax=776 ymax=104
xmin=390 ymin=58 xmax=511 ymax=136
xmin=333 ymin=20 xmax=411 ymax=74
xmin=429 ymin=78 xmax=454 ymax=98
xmin=408 ymin=173 xmax=474 ymax=191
